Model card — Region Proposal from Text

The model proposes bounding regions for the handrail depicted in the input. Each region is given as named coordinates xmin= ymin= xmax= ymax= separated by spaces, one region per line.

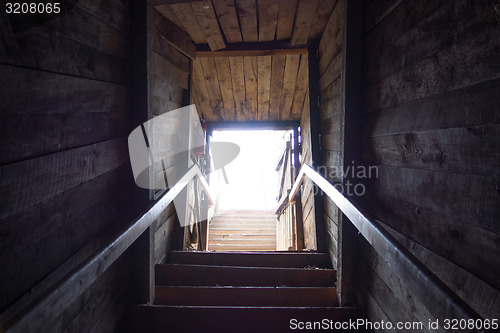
xmin=5 ymin=165 xmax=213 ymax=333
xmin=289 ymin=164 xmax=484 ymax=327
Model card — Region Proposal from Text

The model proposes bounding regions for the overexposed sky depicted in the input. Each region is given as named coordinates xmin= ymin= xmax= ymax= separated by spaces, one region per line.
xmin=210 ymin=130 xmax=291 ymax=210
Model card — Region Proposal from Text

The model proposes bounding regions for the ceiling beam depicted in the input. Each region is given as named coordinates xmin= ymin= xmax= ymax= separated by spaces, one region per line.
xmin=207 ymin=121 xmax=299 ymax=131
xmin=196 ymin=42 xmax=308 ymax=57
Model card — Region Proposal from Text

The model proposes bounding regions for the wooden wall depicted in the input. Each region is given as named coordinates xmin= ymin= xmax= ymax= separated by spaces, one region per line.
xmin=299 ymin=80 xmax=317 ymax=250
xmin=0 ymin=0 xmax=137 ymax=331
xmin=0 ymin=2 xmax=191 ymax=331
xmin=317 ymin=0 xmax=343 ymax=269
xmin=359 ymin=0 xmax=500 ymax=329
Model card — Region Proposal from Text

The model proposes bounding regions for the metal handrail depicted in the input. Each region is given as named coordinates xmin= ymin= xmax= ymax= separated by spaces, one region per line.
xmin=289 ymin=163 xmax=483 ymax=328
xmin=5 ymin=165 xmax=213 ymax=333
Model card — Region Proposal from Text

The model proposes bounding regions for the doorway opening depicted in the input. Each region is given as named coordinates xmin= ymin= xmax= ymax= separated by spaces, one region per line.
xmin=206 ymin=129 xmax=299 ymax=251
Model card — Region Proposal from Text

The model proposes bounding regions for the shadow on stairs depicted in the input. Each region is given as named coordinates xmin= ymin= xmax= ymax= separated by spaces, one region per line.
xmin=121 ymin=251 xmax=370 ymax=332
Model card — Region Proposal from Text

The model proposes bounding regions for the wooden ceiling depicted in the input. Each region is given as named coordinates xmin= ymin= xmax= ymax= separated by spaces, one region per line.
xmin=192 ymin=53 xmax=309 ymax=121
xmin=154 ymin=0 xmax=335 ymax=121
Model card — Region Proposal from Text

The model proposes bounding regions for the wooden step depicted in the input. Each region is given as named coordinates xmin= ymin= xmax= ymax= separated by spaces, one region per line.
xmin=167 ymin=251 xmax=332 ymax=268
xmin=208 ymin=244 xmax=276 ymax=252
xmin=124 ymin=305 xmax=361 ymax=333
xmin=209 ymin=239 xmax=276 ymax=244
xmin=154 ymin=286 xmax=338 ymax=306
xmin=155 ymin=264 xmax=336 ymax=287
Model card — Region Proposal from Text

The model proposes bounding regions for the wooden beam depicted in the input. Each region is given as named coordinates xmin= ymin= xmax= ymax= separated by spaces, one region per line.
xmin=196 ymin=42 xmax=308 ymax=57
xmin=207 ymin=120 xmax=299 ymax=131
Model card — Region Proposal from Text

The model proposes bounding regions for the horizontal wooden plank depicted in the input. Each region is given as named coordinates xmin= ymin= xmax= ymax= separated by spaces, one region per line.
xmin=320 ymin=76 xmax=341 ymax=104
xmin=368 ymin=191 xmax=500 ymax=291
xmin=318 ymin=0 xmax=343 ymax=75
xmin=363 ymin=124 xmax=500 ymax=177
xmin=4 ymin=164 xmax=208 ymax=333
xmin=0 ymin=111 xmax=128 ymax=165
xmin=364 ymin=0 xmax=447 ymax=59
xmin=150 ymin=33 xmax=190 ymax=72
xmin=365 ymin=1 xmax=495 ymax=86
xmin=155 ymin=286 xmax=338 ymax=306
xmin=151 ymin=52 xmax=189 ymax=89
xmin=28 ymin=4 xmax=128 ymax=58
xmin=320 ymin=94 xmax=341 ymax=120
xmin=167 ymin=251 xmax=332 ymax=268
xmin=365 ymin=24 xmax=500 ymax=112
xmin=363 ymin=0 xmax=402 ymax=33
xmin=156 ymin=264 xmax=336 ymax=286
xmin=148 ymin=6 xmax=196 ymax=59
xmin=377 ymin=220 xmax=500 ymax=320
xmin=125 ymin=305 xmax=359 ymax=333
xmin=370 ymin=165 xmax=499 ymax=233
xmin=76 ymin=0 xmax=130 ymax=33
xmin=0 ymin=15 xmax=126 ymax=83
xmin=0 ymin=65 xmax=127 ymax=116
xmin=0 ymin=138 xmax=129 ymax=219
xmin=319 ymin=50 xmax=342 ymax=91
xmin=363 ymin=78 xmax=500 ymax=135
xmin=0 ymin=165 xmax=133 ymax=315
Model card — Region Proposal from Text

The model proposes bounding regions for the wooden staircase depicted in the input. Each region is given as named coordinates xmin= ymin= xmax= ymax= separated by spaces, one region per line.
xmin=124 ymin=251 xmax=363 ymax=332
xmin=208 ymin=211 xmax=277 ymax=251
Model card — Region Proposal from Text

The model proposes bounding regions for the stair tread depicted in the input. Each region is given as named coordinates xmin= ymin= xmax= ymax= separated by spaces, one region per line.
xmin=156 ymin=263 xmax=336 ymax=287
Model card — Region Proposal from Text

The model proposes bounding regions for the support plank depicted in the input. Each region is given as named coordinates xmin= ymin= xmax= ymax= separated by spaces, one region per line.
xmin=257 ymin=56 xmax=272 ymax=120
xmin=290 ymin=54 xmax=309 ymax=119
xmin=243 ymin=56 xmax=258 ymax=120
xmin=276 ymin=0 xmax=298 ymax=41
xmin=214 ymin=57 xmax=236 ymax=120
xmin=170 ymin=3 xmax=207 ymax=44
xmin=192 ymin=58 xmax=215 ymax=120
xmin=280 ymin=54 xmax=301 ymax=120
xmin=235 ymin=0 xmax=258 ymax=42
xmin=191 ymin=1 xmax=226 ymax=51
xmin=269 ymin=55 xmax=286 ymax=120
xmin=290 ymin=0 xmax=319 ymax=46
xmin=199 ymin=57 xmax=224 ymax=119
xmin=309 ymin=0 xmax=337 ymax=40
xmin=229 ymin=56 xmax=247 ymax=120
xmin=258 ymin=0 xmax=279 ymax=42
xmin=213 ymin=0 xmax=243 ymax=43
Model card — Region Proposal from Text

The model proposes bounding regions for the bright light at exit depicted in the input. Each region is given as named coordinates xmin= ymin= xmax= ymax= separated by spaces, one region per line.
xmin=210 ymin=130 xmax=291 ymax=211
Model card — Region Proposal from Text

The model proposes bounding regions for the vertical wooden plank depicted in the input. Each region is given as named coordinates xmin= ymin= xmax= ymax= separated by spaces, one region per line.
xmin=309 ymin=0 xmax=337 ymax=39
xmin=257 ymin=56 xmax=272 ymax=120
xmin=307 ymin=46 xmax=326 ymax=253
xmin=199 ymin=57 xmax=224 ymax=119
xmin=269 ymin=55 xmax=286 ymax=120
xmin=191 ymin=1 xmax=226 ymax=50
xmin=213 ymin=0 xmax=243 ymax=43
xmin=243 ymin=56 xmax=258 ymax=120
xmin=214 ymin=57 xmax=236 ymax=120
xmin=291 ymin=0 xmax=319 ymax=45
xmin=276 ymin=0 xmax=298 ymax=40
xmin=258 ymin=0 xmax=279 ymax=41
xmin=170 ymin=3 xmax=207 ymax=44
xmin=280 ymin=54 xmax=301 ymax=120
xmin=236 ymin=0 xmax=259 ymax=42
xmin=229 ymin=56 xmax=247 ymax=120
xmin=290 ymin=54 xmax=309 ymax=119
xmin=192 ymin=58 xmax=216 ymax=120
xmin=338 ymin=0 xmax=363 ymax=307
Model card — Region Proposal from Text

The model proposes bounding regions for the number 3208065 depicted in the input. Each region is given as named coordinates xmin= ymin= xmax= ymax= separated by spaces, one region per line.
xmin=5 ymin=2 xmax=61 ymax=14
